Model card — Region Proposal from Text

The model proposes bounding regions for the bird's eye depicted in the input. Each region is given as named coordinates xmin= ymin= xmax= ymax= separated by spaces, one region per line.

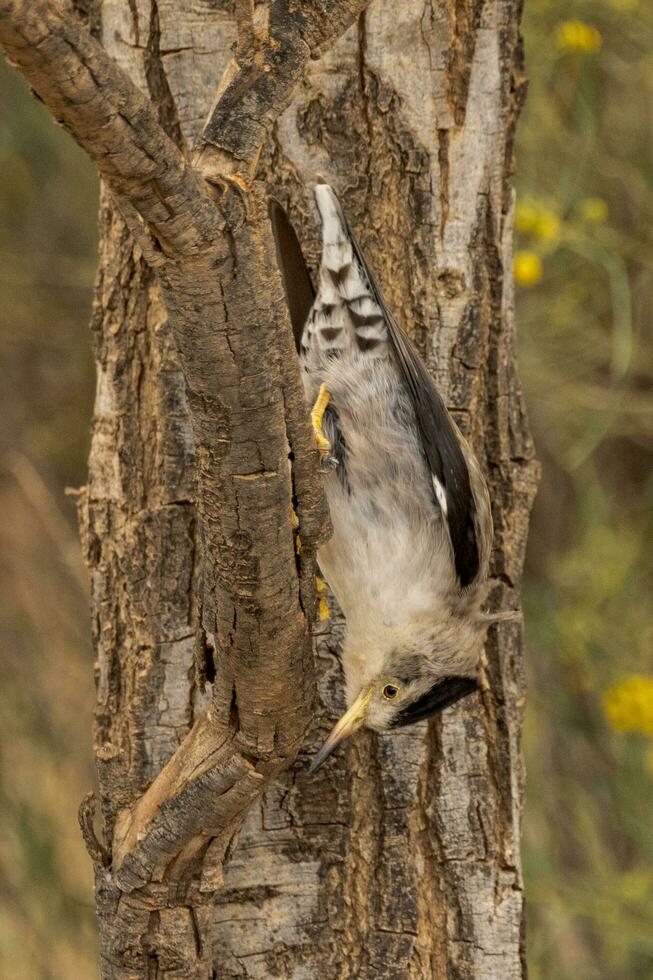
xmin=382 ymin=684 xmax=399 ymax=701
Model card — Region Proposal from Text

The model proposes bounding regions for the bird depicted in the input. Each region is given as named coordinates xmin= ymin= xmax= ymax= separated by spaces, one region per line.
xmin=269 ymin=182 xmax=513 ymax=772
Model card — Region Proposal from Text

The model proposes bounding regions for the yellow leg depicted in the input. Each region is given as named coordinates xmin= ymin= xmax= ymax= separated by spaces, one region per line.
xmin=311 ymin=384 xmax=332 ymax=459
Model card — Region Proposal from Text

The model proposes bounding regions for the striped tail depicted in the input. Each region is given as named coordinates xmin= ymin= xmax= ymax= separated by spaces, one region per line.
xmin=303 ymin=183 xmax=389 ymax=360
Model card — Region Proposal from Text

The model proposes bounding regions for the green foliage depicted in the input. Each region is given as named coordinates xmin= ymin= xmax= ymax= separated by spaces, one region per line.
xmin=515 ymin=1 xmax=653 ymax=976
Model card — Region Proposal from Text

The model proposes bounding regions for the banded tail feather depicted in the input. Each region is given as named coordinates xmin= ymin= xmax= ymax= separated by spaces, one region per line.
xmin=312 ymin=182 xmax=389 ymax=358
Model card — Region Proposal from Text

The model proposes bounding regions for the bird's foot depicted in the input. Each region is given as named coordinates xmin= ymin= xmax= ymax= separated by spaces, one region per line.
xmin=311 ymin=384 xmax=336 ymax=466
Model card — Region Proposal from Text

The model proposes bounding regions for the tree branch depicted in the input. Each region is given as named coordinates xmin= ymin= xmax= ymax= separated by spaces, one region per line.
xmin=195 ymin=0 xmax=368 ymax=182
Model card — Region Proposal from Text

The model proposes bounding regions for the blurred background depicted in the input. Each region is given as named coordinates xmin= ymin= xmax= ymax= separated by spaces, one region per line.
xmin=1 ymin=0 xmax=652 ymax=976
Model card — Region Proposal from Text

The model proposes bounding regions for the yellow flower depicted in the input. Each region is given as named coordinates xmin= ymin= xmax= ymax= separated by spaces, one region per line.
xmin=556 ymin=20 xmax=603 ymax=53
xmin=581 ymin=197 xmax=609 ymax=223
xmin=514 ymin=250 xmax=543 ymax=287
xmin=515 ymin=202 xmax=540 ymax=234
xmin=515 ymin=201 xmax=560 ymax=241
xmin=603 ymin=676 xmax=653 ymax=737
xmin=535 ymin=211 xmax=561 ymax=241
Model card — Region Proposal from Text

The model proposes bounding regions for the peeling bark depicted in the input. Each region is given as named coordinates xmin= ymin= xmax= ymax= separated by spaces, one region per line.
xmin=0 ymin=0 xmax=536 ymax=976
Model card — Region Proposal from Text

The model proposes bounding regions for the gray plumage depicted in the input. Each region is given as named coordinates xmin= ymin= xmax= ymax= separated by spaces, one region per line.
xmin=270 ymin=185 xmax=507 ymax=766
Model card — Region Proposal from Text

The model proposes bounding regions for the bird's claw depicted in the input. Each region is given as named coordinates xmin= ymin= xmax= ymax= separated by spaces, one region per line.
xmin=311 ymin=384 xmax=335 ymax=466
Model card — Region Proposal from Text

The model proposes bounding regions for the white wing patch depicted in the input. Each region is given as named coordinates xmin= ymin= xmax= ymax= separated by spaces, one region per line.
xmin=432 ymin=474 xmax=448 ymax=517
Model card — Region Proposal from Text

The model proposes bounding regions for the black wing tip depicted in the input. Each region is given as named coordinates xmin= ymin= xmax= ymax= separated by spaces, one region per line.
xmin=412 ymin=366 xmax=481 ymax=587
xmin=450 ymin=511 xmax=480 ymax=587
xmin=268 ymin=197 xmax=315 ymax=349
xmin=268 ymin=196 xmax=293 ymax=227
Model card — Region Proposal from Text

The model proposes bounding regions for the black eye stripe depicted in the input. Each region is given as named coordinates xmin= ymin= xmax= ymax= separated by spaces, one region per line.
xmin=390 ymin=676 xmax=478 ymax=728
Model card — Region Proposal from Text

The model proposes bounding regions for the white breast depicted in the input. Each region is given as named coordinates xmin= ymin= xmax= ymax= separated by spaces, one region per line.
xmin=316 ymin=356 xmax=456 ymax=634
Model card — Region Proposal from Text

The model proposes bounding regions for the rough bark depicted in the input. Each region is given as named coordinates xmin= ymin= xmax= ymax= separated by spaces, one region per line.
xmin=0 ymin=0 xmax=537 ymax=976
xmin=214 ymin=7 xmax=536 ymax=977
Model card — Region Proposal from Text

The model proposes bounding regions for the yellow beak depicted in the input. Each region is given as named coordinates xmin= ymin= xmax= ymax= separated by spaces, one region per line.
xmin=308 ymin=687 xmax=373 ymax=773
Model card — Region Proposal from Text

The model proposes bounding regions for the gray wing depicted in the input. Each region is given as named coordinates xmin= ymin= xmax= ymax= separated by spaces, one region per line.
xmin=338 ymin=209 xmax=482 ymax=588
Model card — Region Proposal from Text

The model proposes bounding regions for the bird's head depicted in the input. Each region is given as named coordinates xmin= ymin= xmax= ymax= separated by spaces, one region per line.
xmin=308 ymin=610 xmax=513 ymax=772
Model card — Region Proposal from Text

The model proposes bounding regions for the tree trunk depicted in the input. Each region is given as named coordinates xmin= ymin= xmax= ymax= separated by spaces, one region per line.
xmin=74 ymin=0 xmax=537 ymax=976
